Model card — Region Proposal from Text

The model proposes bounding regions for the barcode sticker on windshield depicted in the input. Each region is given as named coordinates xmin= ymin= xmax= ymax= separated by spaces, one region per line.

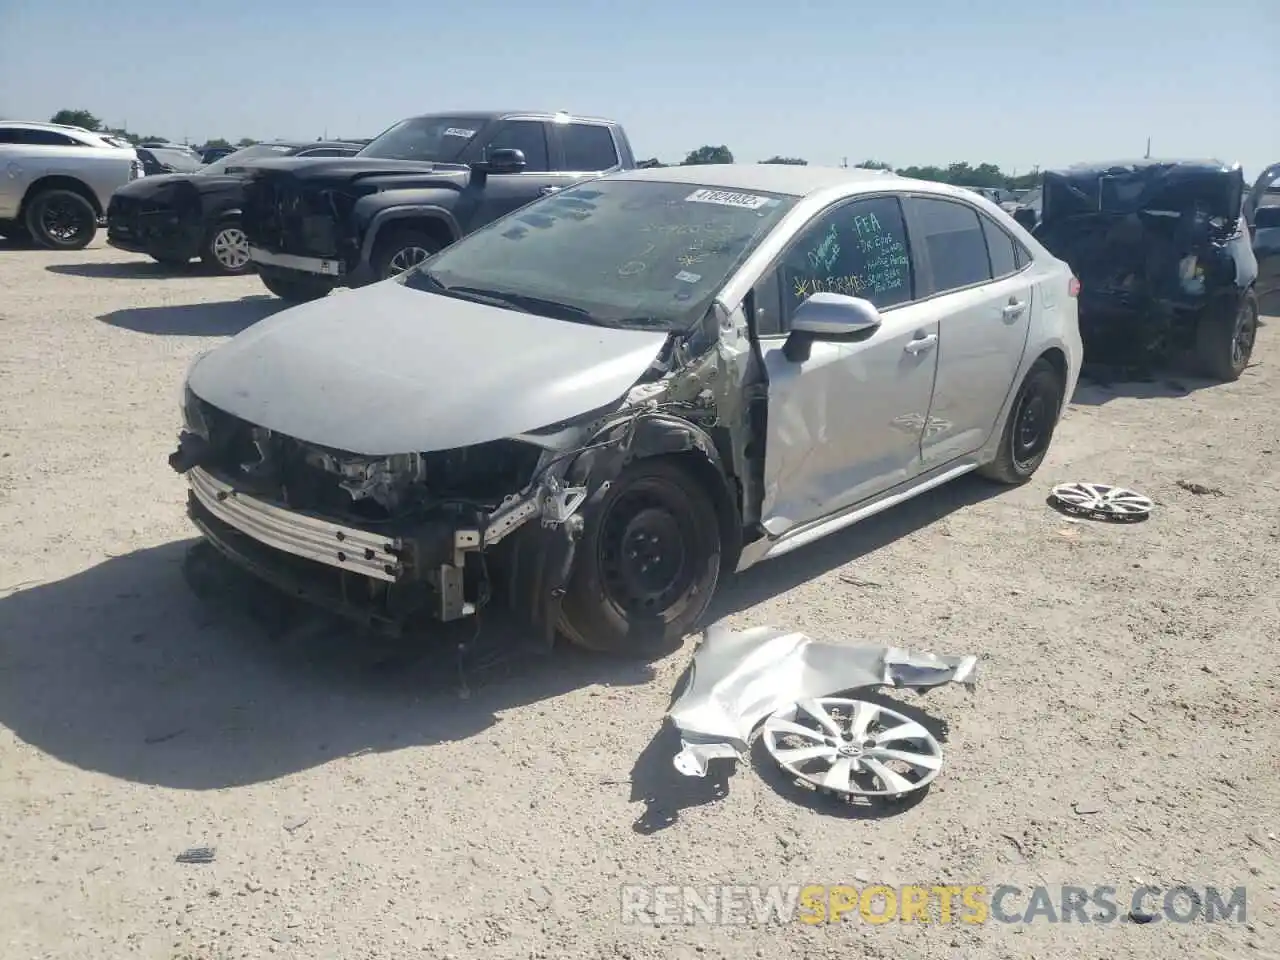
xmin=443 ymin=128 xmax=477 ymax=138
xmin=685 ymin=189 xmax=770 ymax=210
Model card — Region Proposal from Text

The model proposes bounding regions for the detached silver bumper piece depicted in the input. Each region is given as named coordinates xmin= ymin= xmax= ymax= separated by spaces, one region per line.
xmin=247 ymin=245 xmax=344 ymax=277
xmin=668 ymin=623 xmax=977 ymax=778
xmin=188 ymin=466 xmax=402 ymax=582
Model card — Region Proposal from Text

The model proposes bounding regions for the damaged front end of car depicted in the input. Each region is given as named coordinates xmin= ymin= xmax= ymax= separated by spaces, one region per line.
xmin=168 ymin=318 xmax=752 ymax=642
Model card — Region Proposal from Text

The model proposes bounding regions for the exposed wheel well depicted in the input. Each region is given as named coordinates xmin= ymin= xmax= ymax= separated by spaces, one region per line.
xmin=21 ymin=176 xmax=102 ymax=217
xmin=1038 ymin=346 xmax=1069 ymax=397
xmin=644 ymin=449 xmax=743 ymax=574
xmin=374 ymin=216 xmax=455 ymax=253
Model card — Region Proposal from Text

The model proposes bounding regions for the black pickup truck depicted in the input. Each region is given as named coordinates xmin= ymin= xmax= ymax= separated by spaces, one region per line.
xmin=240 ymin=110 xmax=637 ymax=302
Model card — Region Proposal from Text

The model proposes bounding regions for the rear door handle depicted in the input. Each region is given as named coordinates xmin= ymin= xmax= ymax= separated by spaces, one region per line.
xmin=1003 ymin=299 xmax=1026 ymax=318
xmin=904 ymin=333 xmax=938 ymax=354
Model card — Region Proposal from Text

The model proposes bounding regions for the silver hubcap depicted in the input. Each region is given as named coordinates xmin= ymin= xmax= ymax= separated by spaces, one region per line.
xmin=386 ymin=246 xmax=431 ymax=276
xmin=212 ymin=227 xmax=250 ymax=270
xmin=762 ymin=697 xmax=943 ymax=798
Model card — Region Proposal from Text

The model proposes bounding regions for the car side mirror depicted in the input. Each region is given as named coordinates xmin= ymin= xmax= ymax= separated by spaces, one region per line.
xmin=783 ymin=292 xmax=882 ymax=362
xmin=1253 ymin=206 xmax=1280 ymax=230
xmin=471 ymin=148 xmax=526 ymax=182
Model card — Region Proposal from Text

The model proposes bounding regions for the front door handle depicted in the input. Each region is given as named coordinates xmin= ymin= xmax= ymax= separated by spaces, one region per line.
xmin=1003 ymin=298 xmax=1026 ymax=318
xmin=904 ymin=333 xmax=938 ymax=354
xmin=539 ymin=186 xmax=561 ymax=196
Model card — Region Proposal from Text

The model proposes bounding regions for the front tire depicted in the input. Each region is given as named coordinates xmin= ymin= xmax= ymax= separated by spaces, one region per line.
xmin=25 ymin=189 xmax=98 ymax=250
xmin=558 ymin=458 xmax=722 ymax=659
xmin=1195 ymin=290 xmax=1257 ymax=382
xmin=201 ymin=219 xmax=253 ymax=275
xmin=979 ymin=357 xmax=1064 ymax=485
xmin=371 ymin=228 xmax=442 ymax=280
xmin=258 ymin=268 xmax=333 ymax=303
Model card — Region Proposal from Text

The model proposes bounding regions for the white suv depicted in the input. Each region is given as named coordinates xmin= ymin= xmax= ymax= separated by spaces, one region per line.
xmin=0 ymin=121 xmax=143 ymax=249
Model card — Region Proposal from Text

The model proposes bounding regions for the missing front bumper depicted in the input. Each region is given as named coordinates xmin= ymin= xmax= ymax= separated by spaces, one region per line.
xmin=188 ymin=466 xmax=402 ymax=582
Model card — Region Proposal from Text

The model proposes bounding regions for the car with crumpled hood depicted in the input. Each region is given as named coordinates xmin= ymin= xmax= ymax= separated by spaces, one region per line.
xmin=1032 ymin=158 xmax=1261 ymax=379
xmin=170 ymin=164 xmax=1080 ymax=657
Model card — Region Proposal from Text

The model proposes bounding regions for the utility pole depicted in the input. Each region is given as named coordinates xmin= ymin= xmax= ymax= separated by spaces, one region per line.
xmin=1144 ymin=137 xmax=1151 ymax=159
xmin=841 ymin=156 xmax=848 ymax=168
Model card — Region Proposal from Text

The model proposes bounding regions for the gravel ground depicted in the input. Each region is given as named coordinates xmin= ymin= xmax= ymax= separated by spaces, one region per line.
xmin=1 ymin=239 xmax=1277 ymax=960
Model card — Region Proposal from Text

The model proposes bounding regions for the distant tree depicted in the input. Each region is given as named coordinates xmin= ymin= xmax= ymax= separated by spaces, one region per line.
xmin=682 ymin=145 xmax=734 ymax=165
xmin=760 ymin=156 xmax=807 ymax=165
xmin=50 ymin=109 xmax=101 ymax=130
xmin=201 ymin=138 xmax=233 ymax=150
xmin=135 ymin=135 xmax=169 ymax=144
xmin=854 ymin=159 xmax=893 ymax=170
xmin=236 ymin=137 xmax=257 ymax=147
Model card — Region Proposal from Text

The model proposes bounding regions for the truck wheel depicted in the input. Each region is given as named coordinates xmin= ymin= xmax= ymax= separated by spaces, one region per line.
xmin=258 ymin=268 xmax=332 ymax=303
xmin=372 ymin=228 xmax=442 ymax=280
xmin=201 ymin=219 xmax=253 ymax=275
xmin=1195 ymin=290 xmax=1257 ymax=382
xmin=558 ymin=458 xmax=722 ymax=659
xmin=979 ymin=357 xmax=1064 ymax=485
xmin=24 ymin=188 xmax=98 ymax=250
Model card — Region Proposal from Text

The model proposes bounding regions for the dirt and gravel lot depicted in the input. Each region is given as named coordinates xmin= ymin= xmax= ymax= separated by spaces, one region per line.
xmin=1 ymin=238 xmax=1277 ymax=960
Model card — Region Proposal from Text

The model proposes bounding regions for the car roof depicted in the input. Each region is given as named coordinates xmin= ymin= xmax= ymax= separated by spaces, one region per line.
xmin=0 ymin=121 xmax=128 ymax=147
xmin=612 ymin=163 xmax=976 ymax=200
xmin=399 ymin=110 xmax=617 ymax=125
xmin=1050 ymin=158 xmax=1238 ymax=177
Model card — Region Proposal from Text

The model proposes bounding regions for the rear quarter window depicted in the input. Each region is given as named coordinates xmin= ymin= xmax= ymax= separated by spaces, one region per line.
xmin=980 ymin=214 xmax=1020 ymax=278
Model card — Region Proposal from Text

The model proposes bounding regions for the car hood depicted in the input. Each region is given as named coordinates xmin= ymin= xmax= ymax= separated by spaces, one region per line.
xmin=186 ymin=280 xmax=670 ymax=456
xmin=244 ymin=155 xmax=472 ymax=187
xmin=114 ymin=172 xmax=244 ymax=199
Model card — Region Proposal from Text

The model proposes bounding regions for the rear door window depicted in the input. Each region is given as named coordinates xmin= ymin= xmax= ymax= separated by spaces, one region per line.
xmin=907 ymin=197 xmax=993 ymax=294
xmin=561 ymin=123 xmax=619 ymax=171
xmin=485 ymin=120 xmax=550 ymax=172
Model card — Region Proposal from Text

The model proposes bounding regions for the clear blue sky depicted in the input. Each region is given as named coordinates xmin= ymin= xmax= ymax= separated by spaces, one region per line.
xmin=2 ymin=0 xmax=1276 ymax=179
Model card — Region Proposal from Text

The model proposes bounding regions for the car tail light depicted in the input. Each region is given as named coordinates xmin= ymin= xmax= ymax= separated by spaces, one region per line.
xmin=1068 ymin=276 xmax=1080 ymax=297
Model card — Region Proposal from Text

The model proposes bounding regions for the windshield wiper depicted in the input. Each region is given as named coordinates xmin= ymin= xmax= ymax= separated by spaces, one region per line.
xmin=439 ymin=285 xmax=601 ymax=325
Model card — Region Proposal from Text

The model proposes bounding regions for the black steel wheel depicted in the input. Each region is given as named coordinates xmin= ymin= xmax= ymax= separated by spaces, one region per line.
xmin=1196 ymin=290 xmax=1257 ymax=382
xmin=979 ymin=357 xmax=1063 ymax=485
xmin=25 ymin=189 xmax=97 ymax=250
xmin=559 ymin=458 xmax=721 ymax=658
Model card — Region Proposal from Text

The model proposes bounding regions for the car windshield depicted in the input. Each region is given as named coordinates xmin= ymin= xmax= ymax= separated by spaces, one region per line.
xmin=356 ymin=116 xmax=489 ymax=163
xmin=197 ymin=143 xmax=296 ymax=175
xmin=402 ymin=179 xmax=798 ymax=331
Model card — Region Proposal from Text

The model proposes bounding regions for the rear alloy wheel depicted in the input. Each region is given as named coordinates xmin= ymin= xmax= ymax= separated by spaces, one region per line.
xmin=558 ymin=458 xmax=722 ymax=658
xmin=258 ymin=268 xmax=333 ymax=303
xmin=372 ymin=229 xmax=442 ymax=280
xmin=25 ymin=189 xmax=98 ymax=250
xmin=979 ymin=357 xmax=1063 ymax=485
xmin=202 ymin=220 xmax=253 ymax=275
xmin=1195 ymin=291 xmax=1257 ymax=382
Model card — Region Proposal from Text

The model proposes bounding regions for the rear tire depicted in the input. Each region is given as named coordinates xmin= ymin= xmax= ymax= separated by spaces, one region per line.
xmin=25 ymin=188 xmax=98 ymax=250
xmin=371 ymin=228 xmax=442 ymax=281
xmin=979 ymin=358 xmax=1064 ymax=485
xmin=558 ymin=458 xmax=722 ymax=659
xmin=258 ymin=268 xmax=332 ymax=303
xmin=1195 ymin=290 xmax=1257 ymax=382
xmin=201 ymin=219 xmax=253 ymax=275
